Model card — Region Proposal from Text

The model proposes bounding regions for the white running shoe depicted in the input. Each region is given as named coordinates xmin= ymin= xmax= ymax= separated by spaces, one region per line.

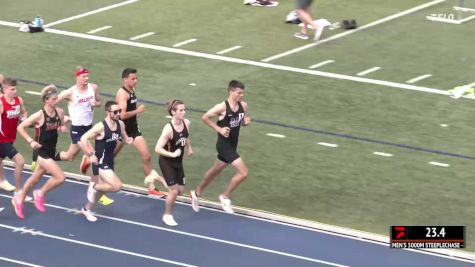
xmin=87 ymin=183 xmax=98 ymax=203
xmin=14 ymin=191 xmax=32 ymax=202
xmin=162 ymin=214 xmax=178 ymax=226
xmin=190 ymin=190 xmax=200 ymax=212
xmin=294 ymin=32 xmax=309 ymax=40
xmin=0 ymin=180 xmax=15 ymax=191
xmin=81 ymin=208 xmax=97 ymax=222
xmin=219 ymin=195 xmax=234 ymax=214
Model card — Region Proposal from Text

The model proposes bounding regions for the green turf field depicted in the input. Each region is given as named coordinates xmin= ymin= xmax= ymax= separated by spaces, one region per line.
xmin=1 ymin=0 xmax=475 ymax=250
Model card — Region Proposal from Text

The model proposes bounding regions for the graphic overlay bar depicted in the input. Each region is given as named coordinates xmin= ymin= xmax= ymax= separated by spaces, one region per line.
xmin=390 ymin=226 xmax=465 ymax=249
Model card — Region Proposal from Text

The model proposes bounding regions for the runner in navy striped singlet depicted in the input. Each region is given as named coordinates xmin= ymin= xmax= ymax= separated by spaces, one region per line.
xmin=78 ymin=101 xmax=133 ymax=222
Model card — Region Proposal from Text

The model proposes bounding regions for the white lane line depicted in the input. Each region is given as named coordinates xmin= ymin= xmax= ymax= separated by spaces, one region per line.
xmin=87 ymin=25 xmax=112 ymax=34
xmin=317 ymin=142 xmax=338 ymax=147
xmin=309 ymin=60 xmax=335 ymax=69
xmin=261 ymin=0 xmax=446 ymax=62
xmin=429 ymin=161 xmax=450 ymax=167
xmin=373 ymin=152 xmax=393 ymax=157
xmin=266 ymin=133 xmax=286 ymax=138
xmin=0 ymin=194 xmax=348 ymax=267
xmin=217 ymin=46 xmax=242 ymax=55
xmin=0 ymin=207 xmax=3 ymax=212
xmin=406 ymin=74 xmax=432 ymax=84
xmin=357 ymin=67 xmax=381 ymax=76
xmin=0 ymin=257 xmax=44 ymax=267
xmin=129 ymin=32 xmax=155 ymax=41
xmin=0 ymin=224 xmax=197 ymax=267
xmin=45 ymin=0 xmax=140 ymax=27
xmin=0 ymin=20 xmax=452 ymax=97
xmin=173 ymin=38 xmax=197 ymax=47
xmin=25 ymin=91 xmax=41 ymax=95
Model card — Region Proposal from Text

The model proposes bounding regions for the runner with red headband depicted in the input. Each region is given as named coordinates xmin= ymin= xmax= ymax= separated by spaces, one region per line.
xmin=29 ymin=66 xmax=113 ymax=205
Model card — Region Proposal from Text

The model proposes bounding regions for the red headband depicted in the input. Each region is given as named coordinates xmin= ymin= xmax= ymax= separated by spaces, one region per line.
xmin=75 ymin=68 xmax=89 ymax=77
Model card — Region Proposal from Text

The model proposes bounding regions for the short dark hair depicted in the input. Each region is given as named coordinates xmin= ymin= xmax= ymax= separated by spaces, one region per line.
xmin=105 ymin=100 xmax=118 ymax=111
xmin=122 ymin=68 xmax=137 ymax=79
xmin=228 ymin=80 xmax=245 ymax=92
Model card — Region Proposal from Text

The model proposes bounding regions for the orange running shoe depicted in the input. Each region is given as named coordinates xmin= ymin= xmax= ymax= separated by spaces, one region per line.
xmin=148 ymin=189 xmax=166 ymax=198
xmin=80 ymin=155 xmax=90 ymax=175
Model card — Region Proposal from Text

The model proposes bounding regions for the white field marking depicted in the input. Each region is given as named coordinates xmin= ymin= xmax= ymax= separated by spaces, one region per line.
xmin=426 ymin=15 xmax=462 ymax=24
xmin=2 ymin=164 xmax=475 ymax=263
xmin=309 ymin=60 xmax=335 ymax=69
xmin=0 ymin=224 xmax=197 ymax=267
xmin=357 ymin=67 xmax=381 ymax=76
xmin=317 ymin=142 xmax=338 ymax=147
xmin=87 ymin=25 xmax=112 ymax=34
xmin=0 ymin=257 xmax=44 ymax=267
xmin=165 ymin=115 xmax=172 ymax=119
xmin=129 ymin=32 xmax=155 ymax=41
xmin=189 ymin=83 xmax=196 ymax=86
xmin=266 ymin=133 xmax=286 ymax=138
xmin=429 ymin=161 xmax=450 ymax=167
xmin=461 ymin=14 xmax=475 ymax=23
xmin=173 ymin=38 xmax=197 ymax=47
xmin=0 ymin=20 xmax=455 ymax=98
xmin=440 ymin=124 xmax=448 ymax=127
xmin=373 ymin=152 xmax=393 ymax=157
xmin=25 ymin=91 xmax=41 ymax=95
xmin=45 ymin=0 xmax=140 ymax=27
xmin=216 ymin=46 xmax=242 ymax=55
xmin=453 ymin=6 xmax=475 ymax=13
xmin=261 ymin=0 xmax=447 ymax=62
xmin=406 ymin=74 xmax=432 ymax=84
xmin=426 ymin=14 xmax=475 ymax=24
xmin=0 ymin=196 xmax=349 ymax=267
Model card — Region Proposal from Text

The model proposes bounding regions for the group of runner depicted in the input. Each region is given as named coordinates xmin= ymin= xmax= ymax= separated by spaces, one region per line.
xmin=0 ymin=69 xmax=251 ymax=226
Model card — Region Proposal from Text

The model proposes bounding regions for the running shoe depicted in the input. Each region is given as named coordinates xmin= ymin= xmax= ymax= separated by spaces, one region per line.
xmin=33 ymin=190 xmax=46 ymax=212
xmin=80 ymin=155 xmax=90 ymax=175
xmin=31 ymin=161 xmax=37 ymax=171
xmin=0 ymin=180 xmax=15 ymax=192
xmin=162 ymin=214 xmax=178 ymax=226
xmin=14 ymin=190 xmax=32 ymax=202
xmin=148 ymin=189 xmax=166 ymax=198
xmin=11 ymin=196 xmax=24 ymax=219
xmin=219 ymin=195 xmax=234 ymax=214
xmin=190 ymin=190 xmax=200 ymax=212
xmin=98 ymin=195 xmax=114 ymax=206
xmin=294 ymin=32 xmax=309 ymax=40
xmin=80 ymin=207 xmax=97 ymax=222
